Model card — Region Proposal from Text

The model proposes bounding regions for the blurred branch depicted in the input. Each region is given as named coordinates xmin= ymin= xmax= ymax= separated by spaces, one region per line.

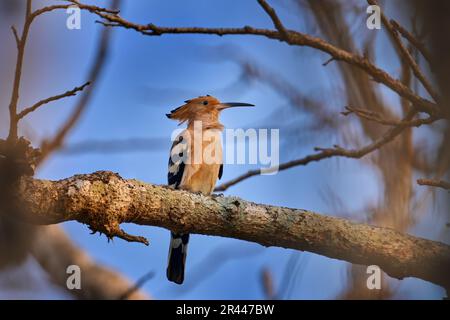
xmin=260 ymin=267 xmax=275 ymax=299
xmin=17 ymin=81 xmax=91 ymax=120
xmin=10 ymin=26 xmax=20 ymax=48
xmin=7 ymin=0 xmax=32 ymax=142
xmin=161 ymin=243 xmax=262 ymax=295
xmin=7 ymin=0 xmax=116 ymax=143
xmin=1 ymin=0 xmax=137 ymax=299
xmin=31 ymin=225 xmax=150 ymax=300
xmin=19 ymin=171 xmax=450 ymax=292
xmin=391 ymin=19 xmax=432 ymax=65
xmin=417 ymin=179 xmax=450 ymax=191
xmin=257 ymin=0 xmax=289 ymax=40
xmin=30 ymin=2 xmax=119 ymax=19
xmin=342 ymin=106 xmax=437 ymax=127
xmin=118 ymin=270 xmax=154 ymax=300
xmin=276 ymin=251 xmax=302 ymax=299
xmin=367 ymin=0 xmax=439 ymax=102
xmin=38 ymin=0 xmax=120 ymax=164
xmin=216 ymin=110 xmax=432 ymax=191
xmin=241 ymin=62 xmax=337 ymax=128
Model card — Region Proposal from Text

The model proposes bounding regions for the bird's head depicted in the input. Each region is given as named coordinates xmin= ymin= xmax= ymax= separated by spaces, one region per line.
xmin=166 ymin=95 xmax=254 ymax=128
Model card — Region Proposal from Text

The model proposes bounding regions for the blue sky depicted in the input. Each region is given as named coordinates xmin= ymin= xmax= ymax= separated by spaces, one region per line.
xmin=0 ymin=0 xmax=445 ymax=299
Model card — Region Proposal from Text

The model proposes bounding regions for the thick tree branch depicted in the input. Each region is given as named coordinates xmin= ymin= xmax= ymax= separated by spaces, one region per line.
xmin=18 ymin=171 xmax=450 ymax=291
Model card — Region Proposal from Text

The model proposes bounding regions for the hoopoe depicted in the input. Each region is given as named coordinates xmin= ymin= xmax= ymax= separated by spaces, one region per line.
xmin=165 ymin=95 xmax=254 ymax=284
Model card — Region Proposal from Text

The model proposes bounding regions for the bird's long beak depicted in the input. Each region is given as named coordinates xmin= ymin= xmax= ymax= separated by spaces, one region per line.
xmin=217 ymin=102 xmax=255 ymax=110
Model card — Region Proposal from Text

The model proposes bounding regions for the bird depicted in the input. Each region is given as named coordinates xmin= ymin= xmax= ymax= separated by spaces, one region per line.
xmin=165 ymin=95 xmax=254 ymax=284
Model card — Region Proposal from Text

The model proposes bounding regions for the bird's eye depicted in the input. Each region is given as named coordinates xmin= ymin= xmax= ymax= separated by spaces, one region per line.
xmin=203 ymin=101 xmax=208 ymax=105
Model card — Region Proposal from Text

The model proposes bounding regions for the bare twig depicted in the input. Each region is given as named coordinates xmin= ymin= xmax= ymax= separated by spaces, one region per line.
xmin=31 ymin=225 xmax=150 ymax=299
xmin=322 ymin=57 xmax=335 ymax=66
xmin=391 ymin=19 xmax=432 ymax=65
xmin=367 ymin=0 xmax=439 ymax=103
xmin=342 ymin=106 xmax=437 ymax=127
xmin=417 ymin=179 xmax=450 ymax=191
xmin=241 ymin=62 xmax=337 ymax=128
xmin=38 ymin=0 xmax=120 ymax=164
xmin=59 ymin=137 xmax=166 ymax=155
xmin=17 ymin=81 xmax=91 ymax=120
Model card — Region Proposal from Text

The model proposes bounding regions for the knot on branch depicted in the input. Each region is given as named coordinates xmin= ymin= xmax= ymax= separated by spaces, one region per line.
xmin=88 ymin=221 xmax=149 ymax=246
xmin=64 ymin=171 xmax=149 ymax=245
xmin=216 ymin=196 xmax=246 ymax=223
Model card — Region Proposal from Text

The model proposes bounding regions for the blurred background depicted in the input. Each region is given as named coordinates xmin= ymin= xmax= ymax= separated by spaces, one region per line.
xmin=0 ymin=0 xmax=448 ymax=299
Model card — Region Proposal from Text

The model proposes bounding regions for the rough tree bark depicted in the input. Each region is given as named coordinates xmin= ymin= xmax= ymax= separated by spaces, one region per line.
xmin=18 ymin=171 xmax=450 ymax=293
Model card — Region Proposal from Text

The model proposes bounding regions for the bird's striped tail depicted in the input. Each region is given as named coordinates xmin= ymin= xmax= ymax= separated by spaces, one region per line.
xmin=166 ymin=232 xmax=190 ymax=284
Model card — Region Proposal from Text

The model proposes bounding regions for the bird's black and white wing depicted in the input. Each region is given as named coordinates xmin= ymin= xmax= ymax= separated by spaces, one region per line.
xmin=167 ymin=132 xmax=190 ymax=284
xmin=168 ymin=134 xmax=188 ymax=189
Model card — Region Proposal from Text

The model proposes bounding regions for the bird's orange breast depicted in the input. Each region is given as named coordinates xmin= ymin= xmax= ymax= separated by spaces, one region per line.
xmin=179 ymin=128 xmax=222 ymax=195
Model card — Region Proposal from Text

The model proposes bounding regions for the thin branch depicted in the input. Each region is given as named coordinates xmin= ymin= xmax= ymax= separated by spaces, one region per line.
xmin=26 ymin=0 xmax=32 ymax=16
xmin=367 ymin=0 xmax=439 ymax=103
xmin=92 ymin=5 xmax=442 ymax=118
xmin=241 ymin=61 xmax=338 ymax=128
xmin=118 ymin=271 xmax=154 ymax=300
xmin=322 ymin=57 xmax=335 ymax=66
xmin=342 ymin=106 xmax=437 ymax=127
xmin=19 ymin=171 xmax=450 ymax=292
xmin=11 ymin=26 xmax=20 ymax=49
xmin=257 ymin=0 xmax=289 ymax=40
xmin=29 ymin=2 xmax=119 ymax=21
xmin=17 ymin=81 xmax=91 ymax=120
xmin=216 ymin=110 xmax=424 ymax=191
xmin=417 ymin=179 xmax=450 ymax=191
xmin=6 ymin=0 xmax=119 ymax=143
xmin=391 ymin=19 xmax=432 ymax=66
xmin=7 ymin=0 xmax=33 ymax=142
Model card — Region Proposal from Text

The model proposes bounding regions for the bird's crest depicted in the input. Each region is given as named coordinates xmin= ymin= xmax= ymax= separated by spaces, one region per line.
xmin=166 ymin=95 xmax=219 ymax=125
